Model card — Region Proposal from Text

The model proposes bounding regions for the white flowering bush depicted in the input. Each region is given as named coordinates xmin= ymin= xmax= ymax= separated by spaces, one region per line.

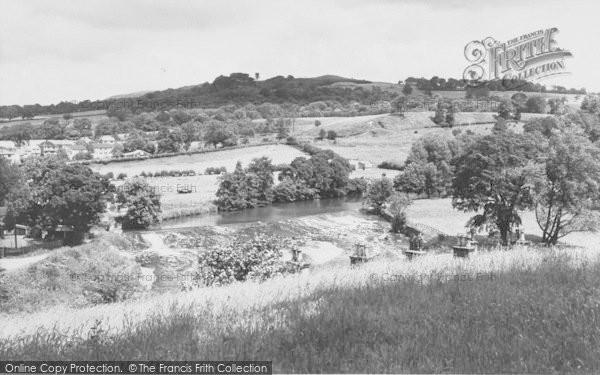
xmin=195 ymin=234 xmax=299 ymax=286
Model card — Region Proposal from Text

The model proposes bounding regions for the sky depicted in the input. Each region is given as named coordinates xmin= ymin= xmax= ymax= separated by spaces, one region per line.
xmin=0 ymin=0 xmax=598 ymax=106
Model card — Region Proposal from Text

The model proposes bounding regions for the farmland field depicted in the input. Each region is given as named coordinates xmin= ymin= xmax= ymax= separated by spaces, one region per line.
xmin=89 ymin=144 xmax=305 ymax=176
xmin=307 ymin=112 xmax=548 ymax=165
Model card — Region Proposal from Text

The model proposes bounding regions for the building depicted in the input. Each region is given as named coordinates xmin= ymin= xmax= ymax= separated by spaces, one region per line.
xmin=0 ymin=146 xmax=17 ymax=162
xmin=121 ymin=149 xmax=150 ymax=158
xmin=39 ymin=141 xmax=58 ymax=156
xmin=92 ymin=143 xmax=114 ymax=159
xmin=99 ymin=135 xmax=116 ymax=144
xmin=17 ymin=145 xmax=42 ymax=160
xmin=66 ymin=144 xmax=88 ymax=159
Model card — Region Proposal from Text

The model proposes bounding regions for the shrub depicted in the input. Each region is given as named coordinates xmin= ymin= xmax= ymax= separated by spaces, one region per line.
xmin=377 ymin=161 xmax=403 ymax=171
xmin=117 ymin=173 xmax=127 ymax=180
xmin=286 ymin=136 xmax=298 ymax=145
xmin=194 ymin=234 xmax=299 ymax=286
xmin=105 ymin=172 xmax=114 ymax=179
xmin=205 ymin=166 xmax=227 ymax=175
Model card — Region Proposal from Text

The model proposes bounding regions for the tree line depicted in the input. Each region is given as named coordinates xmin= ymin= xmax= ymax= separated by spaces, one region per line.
xmin=388 ymin=105 xmax=600 ymax=245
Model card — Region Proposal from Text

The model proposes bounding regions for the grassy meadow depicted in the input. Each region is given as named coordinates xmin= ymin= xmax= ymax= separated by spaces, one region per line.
xmin=1 ymin=245 xmax=599 ymax=373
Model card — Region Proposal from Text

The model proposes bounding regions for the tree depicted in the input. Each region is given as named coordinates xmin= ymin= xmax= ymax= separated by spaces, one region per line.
xmin=497 ymin=99 xmax=515 ymax=120
xmin=0 ymin=159 xmax=20 ymax=205
xmin=318 ymin=128 xmax=327 ymax=140
xmin=402 ymin=84 xmax=413 ymax=96
xmin=364 ymin=177 xmax=394 ymax=214
xmin=247 ymin=157 xmax=275 ymax=204
xmin=117 ymin=178 xmax=161 ymax=229
xmin=111 ymin=143 xmax=124 ymax=157
xmin=530 ymin=133 xmax=600 ymax=245
xmin=526 ymin=96 xmax=547 ymax=114
xmin=314 ymin=120 xmax=321 ymax=127
xmin=388 ymin=192 xmax=411 ymax=233
xmin=204 ymin=121 xmax=236 ymax=148
xmin=326 ymin=130 xmax=337 ymax=140
xmin=7 ymin=158 xmax=111 ymax=243
xmin=39 ymin=118 xmax=65 ymax=139
xmin=2 ymin=122 xmax=33 ymax=147
xmin=452 ymin=131 xmax=544 ymax=245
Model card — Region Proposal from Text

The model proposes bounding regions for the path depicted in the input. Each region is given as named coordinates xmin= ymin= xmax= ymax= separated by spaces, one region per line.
xmin=0 ymin=253 xmax=49 ymax=273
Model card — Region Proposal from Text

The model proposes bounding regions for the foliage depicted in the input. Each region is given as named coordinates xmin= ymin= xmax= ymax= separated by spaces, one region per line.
xmin=529 ymin=133 xmax=600 ymax=244
xmin=116 ymin=178 xmax=161 ymax=229
xmin=0 ymin=158 xmax=20 ymax=205
xmin=194 ymin=234 xmax=299 ymax=286
xmin=526 ymin=96 xmax=547 ymax=114
xmin=204 ymin=166 xmax=227 ymax=175
xmin=363 ymin=177 xmax=394 ymax=214
xmin=452 ymin=131 xmax=545 ymax=244
xmin=0 ymin=237 xmax=142 ymax=313
xmin=6 ymin=158 xmax=111 ymax=242
xmin=388 ymin=192 xmax=411 ymax=233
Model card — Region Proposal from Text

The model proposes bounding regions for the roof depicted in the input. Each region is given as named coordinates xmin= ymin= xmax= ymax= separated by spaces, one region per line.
xmin=69 ymin=144 xmax=87 ymax=150
xmin=100 ymin=135 xmax=115 ymax=140
xmin=39 ymin=140 xmax=56 ymax=147
xmin=92 ymin=143 xmax=113 ymax=149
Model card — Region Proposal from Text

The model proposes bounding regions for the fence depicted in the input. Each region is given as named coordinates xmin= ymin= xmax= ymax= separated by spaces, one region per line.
xmin=0 ymin=239 xmax=63 ymax=258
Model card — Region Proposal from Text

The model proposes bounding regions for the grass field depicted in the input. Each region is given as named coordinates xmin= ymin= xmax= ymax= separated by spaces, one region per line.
xmin=90 ymin=144 xmax=305 ymax=176
xmin=309 ymin=112 xmax=547 ymax=165
xmin=2 ymin=244 xmax=599 ymax=373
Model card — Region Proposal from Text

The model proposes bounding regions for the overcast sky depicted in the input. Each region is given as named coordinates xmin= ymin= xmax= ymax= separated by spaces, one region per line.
xmin=0 ymin=0 xmax=598 ymax=105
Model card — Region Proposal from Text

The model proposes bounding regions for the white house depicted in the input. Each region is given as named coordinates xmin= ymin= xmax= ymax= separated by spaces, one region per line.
xmin=66 ymin=144 xmax=88 ymax=159
xmin=99 ymin=135 xmax=116 ymax=144
xmin=92 ymin=143 xmax=113 ymax=159
xmin=39 ymin=141 xmax=58 ymax=156
xmin=122 ymin=149 xmax=150 ymax=158
xmin=0 ymin=146 xmax=18 ymax=163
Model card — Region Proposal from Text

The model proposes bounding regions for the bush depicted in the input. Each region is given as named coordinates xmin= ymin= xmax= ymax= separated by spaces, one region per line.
xmin=346 ymin=177 xmax=369 ymax=197
xmin=194 ymin=234 xmax=299 ymax=286
xmin=286 ymin=136 xmax=298 ymax=145
xmin=377 ymin=161 xmax=403 ymax=171
xmin=205 ymin=166 xmax=227 ymax=175
xmin=117 ymin=173 xmax=127 ymax=180
xmin=105 ymin=172 xmax=114 ymax=179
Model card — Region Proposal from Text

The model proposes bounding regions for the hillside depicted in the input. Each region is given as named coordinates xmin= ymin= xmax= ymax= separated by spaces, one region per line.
xmin=2 ymin=241 xmax=599 ymax=373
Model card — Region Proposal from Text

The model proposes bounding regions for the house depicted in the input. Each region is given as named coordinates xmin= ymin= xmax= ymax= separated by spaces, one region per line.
xmin=99 ymin=135 xmax=116 ymax=144
xmin=66 ymin=144 xmax=88 ymax=159
xmin=39 ymin=141 xmax=58 ymax=156
xmin=92 ymin=143 xmax=114 ymax=159
xmin=122 ymin=149 xmax=150 ymax=158
xmin=0 ymin=146 xmax=17 ymax=162
xmin=18 ymin=145 xmax=42 ymax=160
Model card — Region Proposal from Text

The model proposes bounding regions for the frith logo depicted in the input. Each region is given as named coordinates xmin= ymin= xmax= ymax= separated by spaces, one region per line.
xmin=463 ymin=27 xmax=573 ymax=88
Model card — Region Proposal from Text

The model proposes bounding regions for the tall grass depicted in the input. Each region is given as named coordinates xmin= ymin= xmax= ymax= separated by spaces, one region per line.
xmin=1 ymin=246 xmax=600 ymax=372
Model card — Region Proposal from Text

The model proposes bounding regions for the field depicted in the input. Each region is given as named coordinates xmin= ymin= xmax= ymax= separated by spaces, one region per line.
xmin=304 ymin=112 xmax=548 ymax=165
xmin=90 ymin=144 xmax=305 ymax=176
xmin=2 ymin=242 xmax=600 ymax=372
xmin=94 ymin=144 xmax=307 ymax=218
xmin=0 ymin=110 xmax=107 ymax=129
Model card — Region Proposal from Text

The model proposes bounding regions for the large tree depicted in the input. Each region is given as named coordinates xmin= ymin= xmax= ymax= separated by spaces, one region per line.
xmin=6 ymin=158 xmax=111 ymax=243
xmin=452 ymin=131 xmax=545 ymax=244
xmin=117 ymin=178 xmax=161 ymax=229
xmin=530 ymin=133 xmax=600 ymax=245
xmin=0 ymin=159 xmax=20 ymax=206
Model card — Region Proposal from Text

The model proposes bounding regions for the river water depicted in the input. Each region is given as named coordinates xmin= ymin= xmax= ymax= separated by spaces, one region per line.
xmin=154 ymin=198 xmax=364 ymax=229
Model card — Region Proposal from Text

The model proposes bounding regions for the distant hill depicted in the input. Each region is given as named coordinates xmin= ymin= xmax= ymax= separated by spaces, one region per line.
xmin=106 ymin=91 xmax=152 ymax=100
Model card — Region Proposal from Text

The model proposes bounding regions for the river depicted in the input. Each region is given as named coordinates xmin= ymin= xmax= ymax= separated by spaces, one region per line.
xmin=154 ymin=197 xmax=364 ymax=229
